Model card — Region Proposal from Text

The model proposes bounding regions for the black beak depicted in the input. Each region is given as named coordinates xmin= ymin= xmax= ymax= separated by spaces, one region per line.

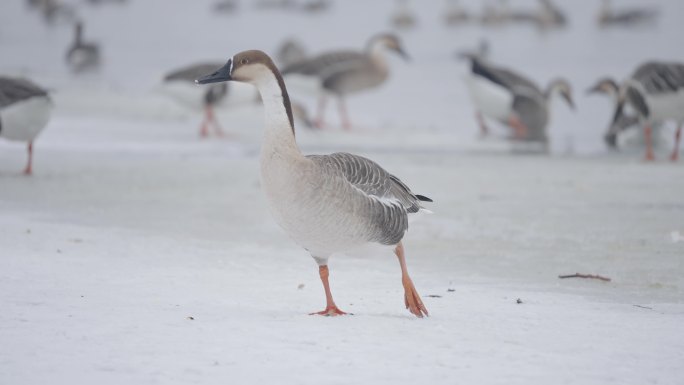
xmin=195 ymin=59 xmax=232 ymax=84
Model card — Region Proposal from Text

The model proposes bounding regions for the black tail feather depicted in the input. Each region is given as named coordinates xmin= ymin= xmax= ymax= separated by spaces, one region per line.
xmin=416 ymin=194 xmax=433 ymax=202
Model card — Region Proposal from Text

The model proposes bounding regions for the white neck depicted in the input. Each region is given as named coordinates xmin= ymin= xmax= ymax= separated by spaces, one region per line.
xmin=254 ymin=72 xmax=300 ymax=157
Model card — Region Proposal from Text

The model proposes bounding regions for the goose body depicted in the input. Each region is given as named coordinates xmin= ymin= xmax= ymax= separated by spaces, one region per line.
xmin=598 ymin=0 xmax=658 ymax=27
xmin=65 ymin=22 xmax=101 ymax=73
xmin=282 ymin=34 xmax=408 ymax=129
xmin=610 ymin=62 xmax=684 ymax=160
xmin=463 ymin=55 xmax=574 ymax=143
xmin=0 ymin=77 xmax=52 ymax=174
xmin=196 ymin=50 xmax=430 ymax=317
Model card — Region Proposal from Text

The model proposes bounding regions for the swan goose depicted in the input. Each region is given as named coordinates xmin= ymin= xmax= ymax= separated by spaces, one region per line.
xmin=196 ymin=50 xmax=431 ymax=317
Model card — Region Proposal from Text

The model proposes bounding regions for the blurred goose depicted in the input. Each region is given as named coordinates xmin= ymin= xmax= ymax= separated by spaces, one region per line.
xmin=588 ymin=78 xmax=641 ymax=149
xmin=212 ymin=0 xmax=239 ymax=13
xmin=282 ymin=33 xmax=409 ymax=129
xmin=65 ymin=21 xmax=101 ymax=73
xmin=480 ymin=0 xmax=510 ymax=26
xmin=598 ymin=0 xmax=658 ymax=28
xmin=276 ymin=39 xmax=307 ymax=68
xmin=164 ymin=63 xmax=229 ymax=137
xmin=609 ymin=62 xmax=684 ymax=161
xmin=443 ymin=0 xmax=471 ymax=26
xmin=196 ymin=50 xmax=431 ymax=317
xmin=38 ymin=0 xmax=77 ymax=25
xmin=0 ymin=77 xmax=52 ymax=175
xmin=391 ymin=0 xmax=417 ymax=29
xmin=462 ymin=54 xmax=574 ymax=144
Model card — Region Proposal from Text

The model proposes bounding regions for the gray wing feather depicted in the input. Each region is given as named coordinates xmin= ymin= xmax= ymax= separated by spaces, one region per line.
xmin=633 ymin=61 xmax=684 ymax=94
xmin=0 ymin=77 xmax=49 ymax=108
xmin=306 ymin=152 xmax=428 ymax=245
xmin=283 ymin=51 xmax=368 ymax=80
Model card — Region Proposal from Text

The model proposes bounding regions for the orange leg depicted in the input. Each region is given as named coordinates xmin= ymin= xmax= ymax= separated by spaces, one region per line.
xmin=314 ymin=95 xmax=327 ymax=129
xmin=508 ymin=116 xmax=528 ymax=139
xmin=205 ymin=105 xmax=225 ymax=137
xmin=395 ymin=242 xmax=428 ymax=318
xmin=671 ymin=123 xmax=682 ymax=161
xmin=644 ymin=125 xmax=655 ymax=161
xmin=476 ymin=111 xmax=489 ymax=137
xmin=198 ymin=113 xmax=209 ymax=138
xmin=338 ymin=98 xmax=351 ymax=130
xmin=23 ymin=142 xmax=33 ymax=175
xmin=310 ymin=265 xmax=347 ymax=316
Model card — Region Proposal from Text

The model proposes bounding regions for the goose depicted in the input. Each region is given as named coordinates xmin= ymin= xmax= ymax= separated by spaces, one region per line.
xmin=461 ymin=54 xmax=574 ymax=144
xmin=608 ymin=62 xmax=684 ymax=161
xmin=443 ymin=0 xmax=471 ymax=26
xmin=37 ymin=0 xmax=77 ymax=25
xmin=196 ymin=50 xmax=431 ymax=317
xmin=65 ymin=21 xmax=101 ymax=73
xmin=597 ymin=0 xmax=658 ymax=28
xmin=0 ymin=77 xmax=53 ymax=175
xmin=164 ymin=63 xmax=229 ymax=137
xmin=212 ymin=0 xmax=239 ymax=13
xmin=276 ymin=39 xmax=307 ymax=68
xmin=282 ymin=33 xmax=409 ymax=130
xmin=588 ymin=78 xmax=642 ymax=149
xmin=391 ymin=0 xmax=417 ymax=30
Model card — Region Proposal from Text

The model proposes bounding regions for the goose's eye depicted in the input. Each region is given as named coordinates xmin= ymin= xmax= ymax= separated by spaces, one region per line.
xmin=241 ymin=58 xmax=249 ymax=65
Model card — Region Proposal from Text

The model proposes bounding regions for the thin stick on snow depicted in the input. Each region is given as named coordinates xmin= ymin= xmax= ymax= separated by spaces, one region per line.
xmin=558 ymin=273 xmax=611 ymax=282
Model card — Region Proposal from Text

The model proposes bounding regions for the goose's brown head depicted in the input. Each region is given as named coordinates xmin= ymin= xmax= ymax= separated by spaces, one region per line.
xmin=195 ymin=50 xmax=279 ymax=85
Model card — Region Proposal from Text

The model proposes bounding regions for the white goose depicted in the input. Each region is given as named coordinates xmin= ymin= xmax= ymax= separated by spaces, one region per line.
xmin=0 ymin=77 xmax=53 ymax=175
xmin=196 ymin=50 xmax=431 ymax=317
xmin=609 ymin=62 xmax=684 ymax=161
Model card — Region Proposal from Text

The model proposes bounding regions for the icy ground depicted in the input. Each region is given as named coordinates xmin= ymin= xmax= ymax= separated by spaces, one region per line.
xmin=1 ymin=110 xmax=683 ymax=385
xmin=1 ymin=0 xmax=684 ymax=383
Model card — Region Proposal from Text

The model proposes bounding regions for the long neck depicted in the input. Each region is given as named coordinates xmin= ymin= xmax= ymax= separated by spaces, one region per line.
xmin=75 ymin=24 xmax=83 ymax=45
xmin=366 ymin=42 xmax=389 ymax=75
xmin=544 ymin=82 xmax=558 ymax=102
xmin=255 ymin=70 xmax=299 ymax=154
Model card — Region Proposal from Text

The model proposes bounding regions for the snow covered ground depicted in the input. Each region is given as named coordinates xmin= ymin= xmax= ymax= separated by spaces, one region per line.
xmin=1 ymin=1 xmax=684 ymax=384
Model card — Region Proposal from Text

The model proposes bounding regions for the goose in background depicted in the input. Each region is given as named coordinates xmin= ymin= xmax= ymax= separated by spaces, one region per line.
xmin=282 ymin=33 xmax=409 ymax=129
xmin=212 ymin=0 xmax=239 ymax=13
xmin=164 ymin=63 xmax=229 ymax=137
xmin=301 ymin=0 xmax=330 ymax=13
xmin=597 ymin=0 xmax=658 ymax=28
xmin=461 ymin=54 xmax=574 ymax=147
xmin=588 ymin=78 xmax=646 ymax=149
xmin=31 ymin=0 xmax=77 ymax=25
xmin=443 ymin=0 xmax=471 ymax=26
xmin=0 ymin=77 xmax=53 ymax=175
xmin=390 ymin=0 xmax=417 ymax=30
xmin=276 ymin=38 xmax=307 ymax=68
xmin=480 ymin=0 xmax=510 ymax=26
xmin=608 ymin=62 xmax=684 ymax=161
xmin=196 ymin=50 xmax=431 ymax=318
xmin=65 ymin=21 xmax=101 ymax=73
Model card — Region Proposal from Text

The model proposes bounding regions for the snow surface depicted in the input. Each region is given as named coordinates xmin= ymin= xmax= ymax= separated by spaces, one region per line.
xmin=1 ymin=1 xmax=684 ymax=384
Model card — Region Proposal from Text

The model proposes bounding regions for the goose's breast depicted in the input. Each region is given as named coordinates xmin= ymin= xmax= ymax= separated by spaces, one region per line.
xmin=260 ymin=157 xmax=372 ymax=255
xmin=465 ymin=74 xmax=513 ymax=121
xmin=0 ymin=96 xmax=52 ymax=142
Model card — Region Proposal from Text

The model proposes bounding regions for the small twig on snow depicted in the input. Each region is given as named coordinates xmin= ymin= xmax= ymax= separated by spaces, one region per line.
xmin=558 ymin=273 xmax=611 ymax=282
